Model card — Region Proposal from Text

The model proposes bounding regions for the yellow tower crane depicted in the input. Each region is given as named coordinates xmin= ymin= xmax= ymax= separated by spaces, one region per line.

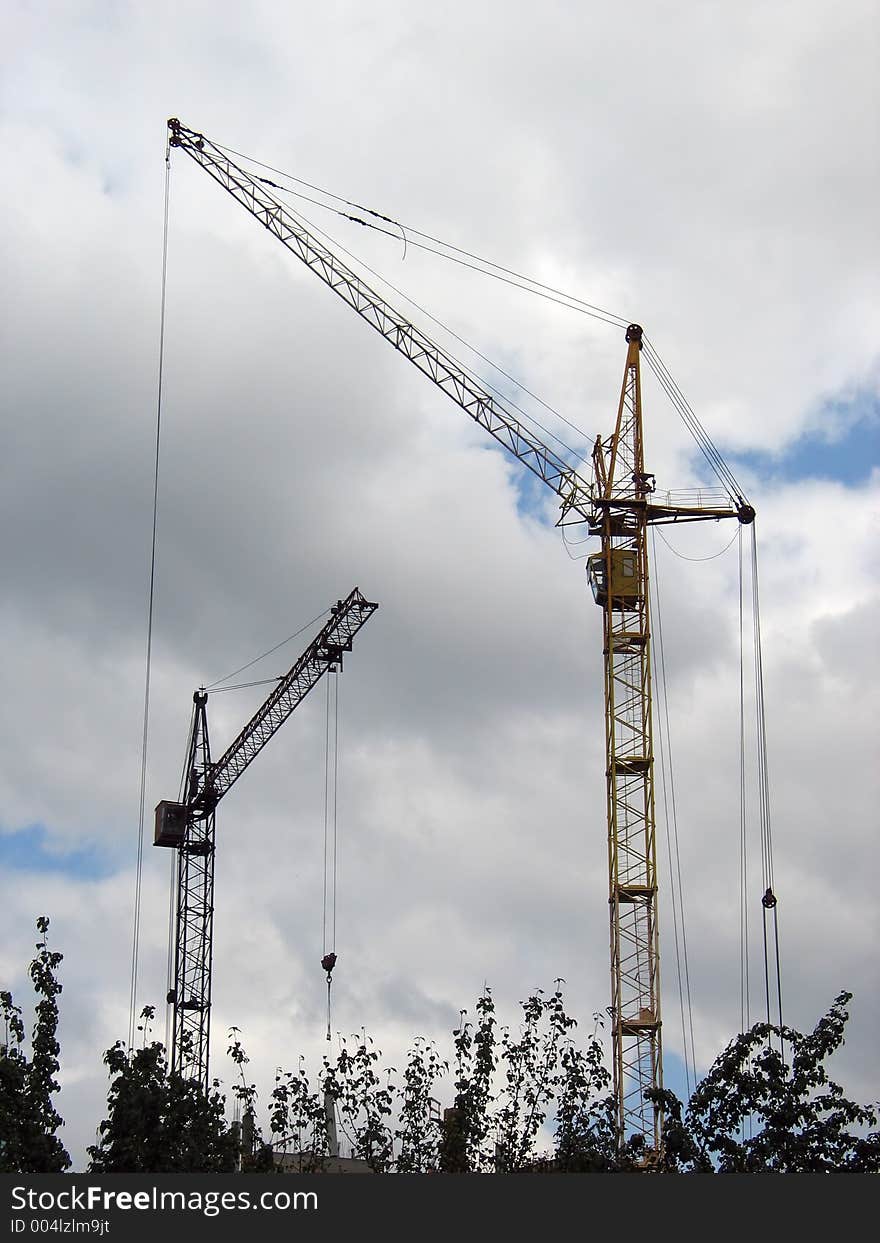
xmin=166 ymin=120 xmax=755 ymax=1151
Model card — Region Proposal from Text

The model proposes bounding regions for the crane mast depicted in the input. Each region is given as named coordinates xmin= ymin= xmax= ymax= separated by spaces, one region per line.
xmin=154 ymin=587 xmax=378 ymax=1090
xmin=589 ymin=325 xmax=660 ymax=1146
xmin=167 ymin=120 xmax=753 ymax=1150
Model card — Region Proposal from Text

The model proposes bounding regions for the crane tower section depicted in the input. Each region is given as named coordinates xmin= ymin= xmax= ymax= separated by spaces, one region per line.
xmin=588 ymin=325 xmax=660 ymax=1147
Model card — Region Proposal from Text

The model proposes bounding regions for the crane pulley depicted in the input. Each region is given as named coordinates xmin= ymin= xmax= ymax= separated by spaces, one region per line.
xmin=154 ymin=587 xmax=378 ymax=1089
xmin=166 ymin=120 xmax=755 ymax=1151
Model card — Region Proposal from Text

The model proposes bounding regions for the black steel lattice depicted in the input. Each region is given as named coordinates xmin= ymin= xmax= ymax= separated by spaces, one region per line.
xmin=164 ymin=587 xmax=378 ymax=1089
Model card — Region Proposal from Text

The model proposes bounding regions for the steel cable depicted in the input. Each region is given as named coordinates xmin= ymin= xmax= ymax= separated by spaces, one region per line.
xmin=651 ymin=530 xmax=698 ymax=1093
xmin=212 ymin=137 xmax=631 ymax=329
xmin=129 ymin=147 xmax=171 ymax=1056
xmin=203 ymin=132 xmax=753 ymax=524
xmin=205 ymin=609 xmax=330 ymax=689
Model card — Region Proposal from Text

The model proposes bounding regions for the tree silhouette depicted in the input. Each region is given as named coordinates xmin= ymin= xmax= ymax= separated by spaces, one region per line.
xmin=0 ymin=917 xmax=70 ymax=1172
xmin=88 ymin=1009 xmax=238 ymax=1173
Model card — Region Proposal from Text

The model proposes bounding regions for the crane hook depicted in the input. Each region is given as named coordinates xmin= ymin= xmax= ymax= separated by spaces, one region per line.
xmin=321 ymin=953 xmax=337 ymax=1041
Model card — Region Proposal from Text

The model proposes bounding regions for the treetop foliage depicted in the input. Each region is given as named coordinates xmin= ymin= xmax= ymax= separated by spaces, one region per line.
xmin=87 ymin=1010 xmax=239 ymax=1172
xmin=3 ymin=919 xmax=878 ymax=1173
xmin=656 ymin=992 xmax=880 ymax=1173
xmin=0 ymin=917 xmax=70 ymax=1173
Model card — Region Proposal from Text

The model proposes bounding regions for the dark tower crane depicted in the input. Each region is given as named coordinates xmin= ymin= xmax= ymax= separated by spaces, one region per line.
xmin=166 ymin=120 xmax=754 ymax=1150
xmin=154 ymin=586 xmax=378 ymax=1091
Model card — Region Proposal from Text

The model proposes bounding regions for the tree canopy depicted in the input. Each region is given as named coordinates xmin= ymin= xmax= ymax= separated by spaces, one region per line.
xmin=0 ymin=917 xmax=70 ymax=1172
xmin=3 ymin=919 xmax=878 ymax=1172
xmin=87 ymin=1010 xmax=239 ymax=1173
xmin=651 ymin=993 xmax=880 ymax=1173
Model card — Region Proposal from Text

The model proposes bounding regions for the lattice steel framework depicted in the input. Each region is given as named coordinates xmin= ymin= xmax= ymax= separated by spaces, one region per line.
xmin=591 ymin=326 xmax=662 ymax=1148
xmin=166 ymin=119 xmax=594 ymax=522
xmin=158 ymin=587 xmax=378 ymax=1090
xmin=167 ymin=119 xmax=754 ymax=1148
xmin=173 ymin=692 xmax=216 ymax=1087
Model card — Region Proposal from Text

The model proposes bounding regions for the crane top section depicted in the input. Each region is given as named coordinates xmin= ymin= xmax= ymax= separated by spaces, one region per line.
xmin=167 ymin=120 xmax=753 ymax=531
xmin=199 ymin=587 xmax=377 ymax=808
xmin=166 ymin=117 xmax=594 ymax=523
xmin=154 ymin=587 xmax=377 ymax=847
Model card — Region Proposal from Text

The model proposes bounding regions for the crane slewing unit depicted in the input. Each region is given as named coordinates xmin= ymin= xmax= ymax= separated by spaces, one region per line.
xmin=166 ymin=120 xmax=754 ymax=1151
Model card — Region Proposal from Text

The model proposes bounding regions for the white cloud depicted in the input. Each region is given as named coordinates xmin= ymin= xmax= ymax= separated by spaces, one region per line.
xmin=1 ymin=0 xmax=877 ymax=1167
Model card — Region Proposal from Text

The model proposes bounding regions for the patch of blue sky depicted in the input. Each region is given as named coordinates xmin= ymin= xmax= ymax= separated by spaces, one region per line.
xmin=618 ymin=1050 xmax=698 ymax=1146
xmin=729 ymin=390 xmax=879 ymax=487
xmin=508 ymin=462 xmax=559 ymax=523
xmin=662 ymin=1047 xmax=698 ymax=1106
xmin=471 ymin=359 xmax=591 ymax=523
xmin=0 ymin=824 xmax=118 ymax=881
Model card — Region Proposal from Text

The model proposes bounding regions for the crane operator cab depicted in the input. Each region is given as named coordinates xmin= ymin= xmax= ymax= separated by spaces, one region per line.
xmin=587 ymin=549 xmax=642 ymax=609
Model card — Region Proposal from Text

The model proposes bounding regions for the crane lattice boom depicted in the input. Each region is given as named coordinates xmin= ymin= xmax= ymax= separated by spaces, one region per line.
xmin=167 ymin=119 xmax=593 ymax=522
xmin=198 ymin=588 xmax=377 ymax=807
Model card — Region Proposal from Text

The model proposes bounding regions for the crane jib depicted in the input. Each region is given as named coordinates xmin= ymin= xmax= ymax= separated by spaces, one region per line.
xmin=166 ymin=121 xmax=750 ymax=530
xmin=201 ymin=587 xmax=377 ymax=807
xmin=166 ymin=119 xmax=595 ymax=524
xmin=153 ymin=587 xmax=377 ymax=842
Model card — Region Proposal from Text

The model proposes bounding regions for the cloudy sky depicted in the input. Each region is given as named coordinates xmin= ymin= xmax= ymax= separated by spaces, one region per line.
xmin=2 ymin=1 xmax=878 ymax=1167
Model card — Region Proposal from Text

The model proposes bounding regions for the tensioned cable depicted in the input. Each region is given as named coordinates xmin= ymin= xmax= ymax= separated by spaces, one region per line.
xmin=738 ymin=527 xmax=751 ymax=1039
xmin=642 ymin=341 xmax=734 ymax=483
xmin=204 ymin=676 xmax=284 ymax=695
xmin=651 ymin=530 xmax=698 ymax=1093
xmin=212 ymin=138 xmax=630 ymax=330
xmin=643 ymin=343 xmax=732 ymax=485
xmin=737 ymin=525 xmax=754 ymax=1142
xmin=321 ymin=669 xmax=340 ymax=1040
xmin=269 ymin=191 xmax=595 ymax=468
xmin=322 ymin=674 xmax=333 ymax=959
xmin=323 ymin=671 xmax=340 ymax=957
xmin=210 ymin=136 xmax=756 ymax=515
xmin=332 ymin=672 xmax=340 ymax=954
xmin=255 ymin=174 xmax=628 ymax=333
xmin=750 ymin=524 xmax=783 ymax=1052
xmin=302 ymin=202 xmax=746 ymax=509
xmin=653 ymin=569 xmax=691 ymax=1095
xmin=751 ymin=528 xmax=772 ymax=1040
xmin=205 ymin=609 xmax=330 ymax=689
xmin=229 ymin=166 xmax=611 ymax=459
xmin=129 ymin=146 xmax=171 ymax=1056
xmin=299 ymin=221 xmax=593 ymax=466
xmin=209 ymin=137 xmax=757 ymax=514
xmin=642 ymin=339 xmax=747 ymax=505
xmin=177 ymin=700 xmax=198 ymax=804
